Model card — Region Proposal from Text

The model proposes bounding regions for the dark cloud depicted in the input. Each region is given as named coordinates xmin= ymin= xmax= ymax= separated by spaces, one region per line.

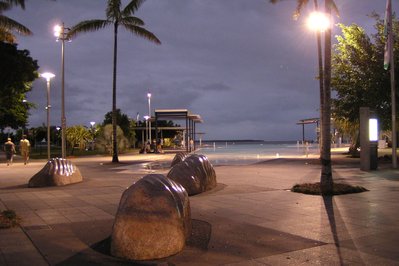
xmin=7 ymin=0 xmax=390 ymax=140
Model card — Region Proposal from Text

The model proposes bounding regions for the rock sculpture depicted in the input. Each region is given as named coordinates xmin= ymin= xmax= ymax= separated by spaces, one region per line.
xmin=170 ymin=151 xmax=188 ymax=167
xmin=111 ymin=174 xmax=191 ymax=261
xmin=28 ymin=158 xmax=83 ymax=187
xmin=167 ymin=154 xmax=217 ymax=196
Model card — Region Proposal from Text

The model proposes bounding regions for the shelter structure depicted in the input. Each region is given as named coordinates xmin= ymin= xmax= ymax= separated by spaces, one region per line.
xmin=154 ymin=109 xmax=203 ymax=152
xmin=296 ymin=118 xmax=319 ymax=143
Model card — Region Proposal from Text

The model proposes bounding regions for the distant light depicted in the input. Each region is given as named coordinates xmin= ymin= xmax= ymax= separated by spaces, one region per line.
xmin=147 ymin=92 xmax=151 ymax=99
xmin=54 ymin=24 xmax=62 ymax=37
xmin=90 ymin=121 xmax=96 ymax=127
xmin=144 ymin=115 xmax=150 ymax=120
xmin=307 ymin=11 xmax=330 ymax=32
xmin=40 ymin=72 xmax=55 ymax=81
xmin=369 ymin=118 xmax=378 ymax=141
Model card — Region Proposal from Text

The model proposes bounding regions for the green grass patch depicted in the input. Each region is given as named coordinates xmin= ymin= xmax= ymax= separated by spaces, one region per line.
xmin=292 ymin=182 xmax=368 ymax=195
xmin=0 ymin=210 xmax=21 ymax=229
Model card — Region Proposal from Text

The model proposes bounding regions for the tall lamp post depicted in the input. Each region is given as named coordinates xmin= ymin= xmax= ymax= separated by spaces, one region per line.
xmin=54 ymin=23 xmax=70 ymax=159
xmin=22 ymin=99 xmax=29 ymax=135
xmin=144 ymin=115 xmax=150 ymax=154
xmin=147 ymin=92 xmax=152 ymax=144
xmin=307 ymin=11 xmax=330 ymax=155
xmin=90 ymin=121 xmax=96 ymax=150
xmin=40 ymin=72 xmax=55 ymax=160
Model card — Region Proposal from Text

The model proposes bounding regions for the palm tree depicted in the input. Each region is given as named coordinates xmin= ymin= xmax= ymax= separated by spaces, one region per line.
xmin=270 ymin=0 xmax=337 ymax=194
xmin=68 ymin=0 xmax=161 ymax=163
xmin=0 ymin=0 xmax=32 ymax=43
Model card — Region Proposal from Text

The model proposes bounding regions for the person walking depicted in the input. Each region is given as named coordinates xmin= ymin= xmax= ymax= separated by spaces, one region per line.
xmin=20 ymin=135 xmax=30 ymax=165
xmin=4 ymin=138 xmax=16 ymax=166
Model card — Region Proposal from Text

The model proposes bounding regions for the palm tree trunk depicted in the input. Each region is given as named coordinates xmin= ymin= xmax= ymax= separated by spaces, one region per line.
xmin=320 ymin=0 xmax=333 ymax=194
xmin=314 ymin=0 xmax=324 ymax=153
xmin=112 ymin=22 xmax=119 ymax=163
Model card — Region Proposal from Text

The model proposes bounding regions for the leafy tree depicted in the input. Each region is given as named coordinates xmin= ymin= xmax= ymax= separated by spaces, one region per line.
xmin=332 ymin=15 xmax=399 ymax=153
xmin=0 ymin=0 xmax=32 ymax=43
xmin=332 ymin=22 xmax=390 ymax=124
xmin=103 ymin=109 xmax=130 ymax=137
xmin=65 ymin=125 xmax=91 ymax=155
xmin=0 ymin=41 xmax=38 ymax=130
xmin=68 ymin=0 xmax=161 ymax=163
xmin=96 ymin=124 xmax=129 ymax=154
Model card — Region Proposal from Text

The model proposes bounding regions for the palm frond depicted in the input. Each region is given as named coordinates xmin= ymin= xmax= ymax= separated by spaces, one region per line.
xmin=0 ymin=2 xmax=10 ymax=12
xmin=68 ymin=19 xmax=111 ymax=38
xmin=3 ymin=0 xmax=25 ymax=9
xmin=293 ymin=0 xmax=309 ymax=20
xmin=330 ymin=1 xmax=339 ymax=17
xmin=0 ymin=28 xmax=16 ymax=43
xmin=121 ymin=16 xmax=144 ymax=27
xmin=122 ymin=0 xmax=146 ymax=16
xmin=106 ymin=0 xmax=121 ymax=21
xmin=0 ymin=15 xmax=31 ymax=35
xmin=123 ymin=24 xmax=161 ymax=45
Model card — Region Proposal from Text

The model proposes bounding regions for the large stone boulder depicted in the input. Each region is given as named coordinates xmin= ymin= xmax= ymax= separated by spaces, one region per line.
xmin=111 ymin=174 xmax=191 ymax=261
xmin=167 ymin=154 xmax=217 ymax=196
xmin=170 ymin=151 xmax=188 ymax=167
xmin=28 ymin=158 xmax=83 ymax=187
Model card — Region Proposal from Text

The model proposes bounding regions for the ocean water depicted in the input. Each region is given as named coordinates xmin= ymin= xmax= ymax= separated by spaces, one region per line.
xmin=197 ymin=141 xmax=319 ymax=165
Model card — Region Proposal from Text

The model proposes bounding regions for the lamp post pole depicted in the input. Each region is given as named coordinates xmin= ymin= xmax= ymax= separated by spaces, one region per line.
xmin=144 ymin=115 xmax=149 ymax=153
xmin=54 ymin=23 xmax=70 ymax=159
xmin=41 ymin=72 xmax=55 ymax=160
xmin=147 ymin=92 xmax=152 ymax=144
xmin=307 ymin=11 xmax=330 ymax=156
xmin=90 ymin=121 xmax=96 ymax=150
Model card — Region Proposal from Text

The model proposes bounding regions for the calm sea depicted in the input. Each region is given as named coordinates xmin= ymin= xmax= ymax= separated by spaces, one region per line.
xmin=197 ymin=141 xmax=319 ymax=165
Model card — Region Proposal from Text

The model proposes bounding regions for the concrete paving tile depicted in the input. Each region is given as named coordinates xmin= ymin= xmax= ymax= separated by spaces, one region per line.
xmin=65 ymin=214 xmax=93 ymax=223
xmin=41 ymin=216 xmax=70 ymax=224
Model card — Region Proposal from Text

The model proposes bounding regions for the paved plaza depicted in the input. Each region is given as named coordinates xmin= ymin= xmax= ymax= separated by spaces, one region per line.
xmin=0 ymin=152 xmax=398 ymax=265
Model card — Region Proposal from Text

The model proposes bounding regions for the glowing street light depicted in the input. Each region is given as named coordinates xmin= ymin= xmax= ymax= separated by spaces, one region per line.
xmin=307 ymin=11 xmax=330 ymax=32
xmin=40 ymin=72 xmax=55 ymax=160
xmin=54 ymin=23 xmax=70 ymax=159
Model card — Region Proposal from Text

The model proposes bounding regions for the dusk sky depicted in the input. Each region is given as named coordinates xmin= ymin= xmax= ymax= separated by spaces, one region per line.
xmin=7 ymin=0 xmax=390 ymax=141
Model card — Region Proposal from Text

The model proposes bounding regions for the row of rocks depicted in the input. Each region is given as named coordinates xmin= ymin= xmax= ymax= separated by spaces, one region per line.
xmin=110 ymin=153 xmax=217 ymax=261
xmin=26 ymin=154 xmax=216 ymax=261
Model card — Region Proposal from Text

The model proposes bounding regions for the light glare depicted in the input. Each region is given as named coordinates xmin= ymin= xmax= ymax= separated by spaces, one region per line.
xmin=41 ymin=72 xmax=55 ymax=81
xmin=307 ymin=11 xmax=330 ymax=32
xmin=54 ymin=25 xmax=61 ymax=37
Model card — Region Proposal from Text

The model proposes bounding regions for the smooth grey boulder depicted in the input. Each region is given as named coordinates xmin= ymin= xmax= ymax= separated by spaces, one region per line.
xmin=111 ymin=174 xmax=191 ymax=261
xmin=28 ymin=158 xmax=83 ymax=187
xmin=167 ymin=154 xmax=217 ymax=196
xmin=170 ymin=151 xmax=188 ymax=167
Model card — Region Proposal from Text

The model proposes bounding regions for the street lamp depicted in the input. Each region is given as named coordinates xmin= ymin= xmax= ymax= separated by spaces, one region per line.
xmin=147 ymin=92 xmax=152 ymax=144
xmin=90 ymin=121 xmax=96 ymax=150
xmin=40 ymin=72 xmax=55 ymax=160
xmin=307 ymin=11 xmax=330 ymax=32
xmin=54 ymin=23 xmax=70 ymax=159
xmin=144 ymin=115 xmax=150 ymax=154
xmin=22 ymin=99 xmax=29 ymax=135
xmin=307 ymin=11 xmax=330 ymax=154
xmin=56 ymin=126 xmax=61 ymax=147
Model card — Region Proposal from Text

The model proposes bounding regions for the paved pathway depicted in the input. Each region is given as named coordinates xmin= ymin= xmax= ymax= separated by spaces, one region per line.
xmin=0 ymin=153 xmax=398 ymax=265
